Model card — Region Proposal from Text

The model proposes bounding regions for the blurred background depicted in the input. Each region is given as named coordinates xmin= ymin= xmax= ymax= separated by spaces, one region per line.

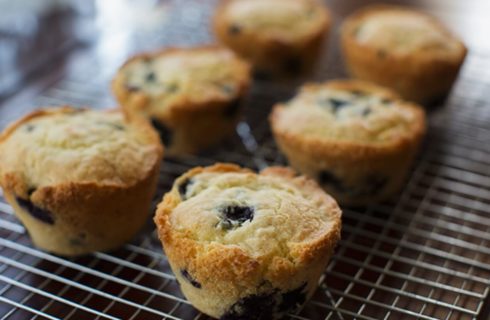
xmin=0 ymin=0 xmax=489 ymax=126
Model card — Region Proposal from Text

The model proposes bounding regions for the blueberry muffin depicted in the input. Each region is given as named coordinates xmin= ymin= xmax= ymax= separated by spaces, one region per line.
xmin=112 ymin=46 xmax=251 ymax=155
xmin=213 ymin=0 xmax=331 ymax=78
xmin=154 ymin=163 xmax=341 ymax=319
xmin=0 ymin=107 xmax=163 ymax=256
xmin=270 ymin=80 xmax=426 ymax=206
xmin=341 ymin=4 xmax=467 ymax=105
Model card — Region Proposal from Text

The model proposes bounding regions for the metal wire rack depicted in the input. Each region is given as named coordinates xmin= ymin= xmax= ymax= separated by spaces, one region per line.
xmin=0 ymin=1 xmax=489 ymax=319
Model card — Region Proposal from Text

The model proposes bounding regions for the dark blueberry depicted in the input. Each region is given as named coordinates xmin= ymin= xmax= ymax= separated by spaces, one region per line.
xmin=69 ymin=233 xmax=87 ymax=246
xmin=112 ymin=124 xmax=125 ymax=130
xmin=178 ymin=178 xmax=193 ymax=200
xmin=98 ymin=122 xmax=125 ymax=131
xmin=126 ymin=85 xmax=140 ymax=92
xmin=218 ymin=205 xmax=254 ymax=230
xmin=69 ymin=238 xmax=83 ymax=246
xmin=150 ymin=118 xmax=172 ymax=146
xmin=318 ymin=170 xmax=346 ymax=193
xmin=318 ymin=98 xmax=349 ymax=113
xmin=180 ymin=269 xmax=202 ymax=289
xmin=283 ymin=56 xmax=303 ymax=76
xmin=15 ymin=197 xmax=54 ymax=225
xmin=221 ymin=284 xmax=307 ymax=319
xmin=221 ymin=292 xmax=276 ymax=320
xmin=377 ymin=49 xmax=387 ymax=59
xmin=381 ymin=98 xmax=393 ymax=104
xmin=27 ymin=188 xmax=36 ymax=196
xmin=278 ymin=283 xmax=307 ymax=312
xmin=350 ymin=90 xmax=366 ymax=97
xmin=229 ymin=24 xmax=242 ymax=35
xmin=220 ymin=84 xmax=235 ymax=95
xmin=362 ymin=108 xmax=372 ymax=117
xmin=145 ymin=71 xmax=156 ymax=83
xmin=223 ymin=98 xmax=242 ymax=118
xmin=329 ymin=98 xmax=349 ymax=112
xmin=25 ymin=124 xmax=35 ymax=132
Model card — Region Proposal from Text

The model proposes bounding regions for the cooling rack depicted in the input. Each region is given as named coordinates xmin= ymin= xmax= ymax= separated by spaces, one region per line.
xmin=0 ymin=0 xmax=489 ymax=319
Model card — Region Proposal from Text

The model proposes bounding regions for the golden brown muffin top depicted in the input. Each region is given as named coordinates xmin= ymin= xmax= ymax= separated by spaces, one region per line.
xmin=344 ymin=5 xmax=466 ymax=57
xmin=216 ymin=0 xmax=330 ymax=43
xmin=112 ymin=46 xmax=250 ymax=115
xmin=156 ymin=163 xmax=341 ymax=264
xmin=0 ymin=107 xmax=162 ymax=192
xmin=271 ymin=80 xmax=426 ymax=146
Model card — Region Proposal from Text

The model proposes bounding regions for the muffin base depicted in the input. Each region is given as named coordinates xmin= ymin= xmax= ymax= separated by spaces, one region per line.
xmin=248 ymin=33 xmax=328 ymax=79
xmin=172 ymin=246 xmax=333 ymax=319
xmin=2 ymin=164 xmax=160 ymax=256
xmin=342 ymin=43 xmax=465 ymax=105
xmin=273 ymin=135 xmax=420 ymax=206
xmin=149 ymin=99 xmax=243 ymax=155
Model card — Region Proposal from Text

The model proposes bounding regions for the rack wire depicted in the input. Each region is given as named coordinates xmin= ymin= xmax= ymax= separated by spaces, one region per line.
xmin=0 ymin=0 xmax=489 ymax=319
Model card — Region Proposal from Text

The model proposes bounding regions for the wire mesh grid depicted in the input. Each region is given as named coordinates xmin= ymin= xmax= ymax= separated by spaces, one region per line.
xmin=0 ymin=1 xmax=489 ymax=319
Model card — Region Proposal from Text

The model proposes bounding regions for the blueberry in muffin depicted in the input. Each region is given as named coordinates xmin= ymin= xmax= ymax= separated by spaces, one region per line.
xmin=112 ymin=46 xmax=251 ymax=155
xmin=0 ymin=107 xmax=163 ymax=256
xmin=213 ymin=0 xmax=331 ymax=78
xmin=270 ymin=80 xmax=426 ymax=206
xmin=154 ymin=163 xmax=342 ymax=319
xmin=341 ymin=4 xmax=467 ymax=104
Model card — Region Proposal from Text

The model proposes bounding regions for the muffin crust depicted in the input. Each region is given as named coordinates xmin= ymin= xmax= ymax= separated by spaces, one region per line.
xmin=0 ymin=107 xmax=163 ymax=255
xmin=341 ymin=5 xmax=467 ymax=104
xmin=213 ymin=0 xmax=331 ymax=78
xmin=270 ymin=80 xmax=426 ymax=205
xmin=155 ymin=163 xmax=341 ymax=319
xmin=112 ymin=46 xmax=251 ymax=154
